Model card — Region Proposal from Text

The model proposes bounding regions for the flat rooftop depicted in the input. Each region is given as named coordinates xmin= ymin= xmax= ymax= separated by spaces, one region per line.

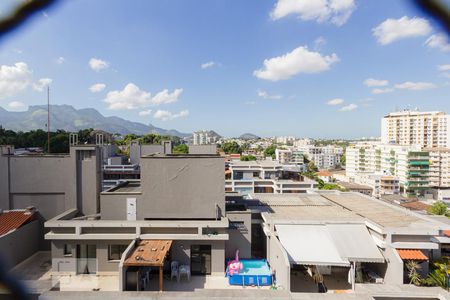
xmin=250 ymin=192 xmax=448 ymax=230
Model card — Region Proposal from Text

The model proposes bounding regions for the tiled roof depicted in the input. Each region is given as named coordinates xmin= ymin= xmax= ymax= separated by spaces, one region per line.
xmin=444 ymin=230 xmax=450 ymax=237
xmin=397 ymin=249 xmax=428 ymax=261
xmin=0 ymin=211 xmax=35 ymax=236
xmin=316 ymin=171 xmax=332 ymax=177
xmin=400 ymin=201 xmax=430 ymax=211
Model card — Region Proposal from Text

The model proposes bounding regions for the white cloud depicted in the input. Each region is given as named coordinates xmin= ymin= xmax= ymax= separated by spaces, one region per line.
xmin=8 ymin=101 xmax=26 ymax=110
xmin=139 ymin=109 xmax=152 ymax=116
xmin=32 ymin=78 xmax=52 ymax=92
xmin=151 ymin=89 xmax=183 ymax=105
xmin=437 ymin=64 xmax=450 ymax=72
xmin=89 ymin=58 xmax=110 ymax=72
xmin=394 ymin=81 xmax=436 ymax=91
xmin=89 ymin=83 xmax=106 ymax=93
xmin=327 ymin=98 xmax=344 ymax=105
xmin=0 ymin=62 xmax=32 ymax=99
xmin=425 ymin=34 xmax=450 ymax=52
xmin=270 ymin=0 xmax=356 ymax=26
xmin=56 ymin=57 xmax=65 ymax=64
xmin=104 ymin=83 xmax=183 ymax=110
xmin=372 ymin=16 xmax=432 ymax=45
xmin=201 ymin=61 xmax=216 ymax=69
xmin=253 ymin=46 xmax=339 ymax=81
xmin=371 ymin=88 xmax=394 ymax=94
xmin=153 ymin=109 xmax=189 ymax=121
xmin=339 ymin=103 xmax=357 ymax=111
xmin=257 ymin=90 xmax=282 ymax=100
xmin=364 ymin=78 xmax=389 ymax=87
xmin=314 ymin=36 xmax=327 ymax=49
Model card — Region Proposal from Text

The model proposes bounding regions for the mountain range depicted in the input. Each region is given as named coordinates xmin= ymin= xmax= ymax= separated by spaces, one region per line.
xmin=0 ymin=105 xmax=190 ymax=137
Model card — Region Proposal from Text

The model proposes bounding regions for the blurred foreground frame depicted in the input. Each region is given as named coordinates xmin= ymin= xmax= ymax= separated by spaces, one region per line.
xmin=0 ymin=0 xmax=449 ymax=299
xmin=0 ymin=0 xmax=58 ymax=40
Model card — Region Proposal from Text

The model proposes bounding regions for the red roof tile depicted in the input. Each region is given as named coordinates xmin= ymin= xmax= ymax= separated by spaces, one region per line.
xmin=397 ymin=249 xmax=428 ymax=261
xmin=316 ymin=171 xmax=332 ymax=177
xmin=444 ymin=230 xmax=450 ymax=237
xmin=0 ymin=211 xmax=34 ymax=236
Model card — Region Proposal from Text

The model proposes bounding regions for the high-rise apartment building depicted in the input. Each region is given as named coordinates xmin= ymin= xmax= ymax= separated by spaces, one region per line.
xmin=346 ymin=143 xmax=429 ymax=196
xmin=381 ymin=110 xmax=450 ymax=148
xmin=193 ymin=130 xmax=217 ymax=145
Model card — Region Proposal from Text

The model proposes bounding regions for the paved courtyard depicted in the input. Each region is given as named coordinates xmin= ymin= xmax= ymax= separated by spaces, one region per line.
xmin=7 ymin=252 xmax=450 ymax=299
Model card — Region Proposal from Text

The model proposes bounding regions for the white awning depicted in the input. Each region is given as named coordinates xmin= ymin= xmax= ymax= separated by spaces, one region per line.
xmin=275 ymin=224 xmax=349 ymax=267
xmin=327 ymin=224 xmax=385 ymax=263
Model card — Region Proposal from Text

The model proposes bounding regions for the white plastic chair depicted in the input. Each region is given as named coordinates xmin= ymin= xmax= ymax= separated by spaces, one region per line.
xmin=171 ymin=261 xmax=179 ymax=281
xmin=179 ymin=264 xmax=191 ymax=282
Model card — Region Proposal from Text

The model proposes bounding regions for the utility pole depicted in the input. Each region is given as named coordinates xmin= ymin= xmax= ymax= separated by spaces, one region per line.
xmin=47 ymin=85 xmax=50 ymax=153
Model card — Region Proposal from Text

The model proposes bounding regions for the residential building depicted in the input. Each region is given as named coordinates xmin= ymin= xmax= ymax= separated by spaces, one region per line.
xmin=275 ymin=136 xmax=295 ymax=144
xmin=225 ymin=160 xmax=316 ymax=195
xmin=193 ymin=130 xmax=217 ymax=145
xmin=346 ymin=143 xmax=429 ymax=196
xmin=293 ymin=138 xmax=312 ymax=148
xmin=248 ymin=192 xmax=449 ymax=291
xmin=275 ymin=149 xmax=292 ymax=164
xmin=297 ymin=145 xmax=343 ymax=170
xmin=353 ymin=173 xmax=400 ymax=198
xmin=381 ymin=110 xmax=450 ymax=148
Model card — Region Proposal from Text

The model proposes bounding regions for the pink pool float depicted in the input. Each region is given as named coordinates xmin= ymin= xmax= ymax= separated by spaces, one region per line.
xmin=227 ymin=250 xmax=243 ymax=276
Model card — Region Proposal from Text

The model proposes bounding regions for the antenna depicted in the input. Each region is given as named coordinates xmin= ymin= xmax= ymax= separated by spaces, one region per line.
xmin=47 ymin=85 xmax=50 ymax=153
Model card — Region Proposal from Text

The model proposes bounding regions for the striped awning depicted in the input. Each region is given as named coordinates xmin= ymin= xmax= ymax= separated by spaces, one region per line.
xmin=397 ymin=249 xmax=428 ymax=261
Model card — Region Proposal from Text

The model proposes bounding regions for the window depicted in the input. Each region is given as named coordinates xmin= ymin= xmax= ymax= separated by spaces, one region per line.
xmin=108 ymin=244 xmax=128 ymax=261
xmin=63 ymin=244 xmax=72 ymax=256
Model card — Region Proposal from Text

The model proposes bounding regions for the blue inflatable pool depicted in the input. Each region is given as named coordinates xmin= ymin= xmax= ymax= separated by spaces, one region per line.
xmin=226 ymin=259 xmax=272 ymax=286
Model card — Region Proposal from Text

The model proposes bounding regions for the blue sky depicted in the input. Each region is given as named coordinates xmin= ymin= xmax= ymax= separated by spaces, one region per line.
xmin=0 ymin=0 xmax=449 ymax=138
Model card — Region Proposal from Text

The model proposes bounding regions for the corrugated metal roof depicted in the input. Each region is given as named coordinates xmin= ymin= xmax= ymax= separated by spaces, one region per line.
xmin=0 ymin=210 xmax=34 ymax=236
xmin=397 ymin=249 xmax=428 ymax=261
xmin=327 ymin=224 xmax=384 ymax=263
xmin=276 ymin=224 xmax=349 ymax=267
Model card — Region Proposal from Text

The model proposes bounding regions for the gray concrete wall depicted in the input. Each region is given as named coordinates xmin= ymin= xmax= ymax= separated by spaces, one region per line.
xmin=0 ymin=146 xmax=12 ymax=210
xmin=130 ymin=143 xmax=166 ymax=165
xmin=268 ymin=233 xmax=290 ymax=291
xmin=0 ymin=220 xmax=40 ymax=268
xmin=100 ymin=193 xmax=142 ymax=220
xmin=225 ymin=211 xmax=252 ymax=259
xmin=188 ymin=145 xmax=217 ymax=155
xmin=0 ymin=146 xmax=102 ymax=219
xmin=140 ymin=156 xmax=225 ymax=219
xmin=382 ymin=246 xmax=404 ymax=285
xmin=73 ymin=146 xmax=103 ymax=215
xmin=51 ymin=240 xmax=132 ymax=274
xmin=171 ymin=240 xmax=225 ymax=275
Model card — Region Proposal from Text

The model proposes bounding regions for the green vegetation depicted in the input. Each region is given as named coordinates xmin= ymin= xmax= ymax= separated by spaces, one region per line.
xmin=240 ymin=155 xmax=256 ymax=161
xmin=264 ymin=144 xmax=277 ymax=159
xmin=406 ymin=260 xmax=422 ymax=286
xmin=0 ymin=127 xmax=95 ymax=153
xmin=300 ymin=161 xmax=345 ymax=191
xmin=313 ymin=139 xmax=350 ymax=148
xmin=404 ymin=257 xmax=450 ymax=289
xmin=173 ymin=144 xmax=188 ymax=154
xmin=115 ymin=133 xmax=182 ymax=146
xmin=428 ymin=201 xmax=449 ymax=217
xmin=220 ymin=141 xmax=241 ymax=154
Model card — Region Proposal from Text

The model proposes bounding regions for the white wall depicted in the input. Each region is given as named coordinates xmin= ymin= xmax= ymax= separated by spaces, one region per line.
xmin=267 ymin=233 xmax=290 ymax=291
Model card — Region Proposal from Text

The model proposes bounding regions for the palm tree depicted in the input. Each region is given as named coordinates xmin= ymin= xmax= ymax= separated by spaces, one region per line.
xmin=406 ymin=260 xmax=422 ymax=286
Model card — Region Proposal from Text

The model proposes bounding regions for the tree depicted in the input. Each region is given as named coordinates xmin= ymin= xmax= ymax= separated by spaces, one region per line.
xmin=340 ymin=154 xmax=346 ymax=166
xmin=221 ymin=141 xmax=241 ymax=154
xmin=264 ymin=144 xmax=277 ymax=158
xmin=173 ymin=144 xmax=188 ymax=154
xmin=240 ymin=155 xmax=256 ymax=161
xmin=406 ymin=260 xmax=422 ymax=286
xmin=428 ymin=201 xmax=449 ymax=216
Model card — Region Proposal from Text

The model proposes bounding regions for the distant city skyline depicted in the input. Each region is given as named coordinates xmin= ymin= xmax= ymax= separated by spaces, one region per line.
xmin=0 ymin=0 xmax=449 ymax=138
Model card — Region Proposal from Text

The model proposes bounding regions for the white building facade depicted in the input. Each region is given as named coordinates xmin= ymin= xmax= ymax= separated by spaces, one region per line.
xmin=381 ymin=110 xmax=450 ymax=148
